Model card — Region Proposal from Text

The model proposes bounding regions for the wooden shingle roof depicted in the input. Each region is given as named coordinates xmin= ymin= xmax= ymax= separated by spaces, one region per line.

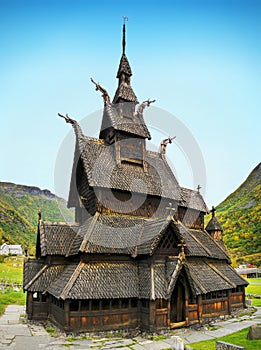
xmin=100 ymin=104 xmax=151 ymax=139
xmin=174 ymin=223 xmax=229 ymax=261
xmin=39 ymin=222 xmax=79 ymax=256
xmin=180 ymin=187 xmax=208 ymax=213
xmin=24 ymin=264 xmax=66 ymax=292
xmin=205 ymin=216 xmax=223 ymax=232
xmin=47 ymin=261 xmax=139 ymax=300
xmin=68 ymin=214 xmax=169 ymax=256
xmin=116 ymin=54 xmax=132 ymax=78
xmin=66 ymin=215 xmax=229 ymax=262
xmin=24 ymin=256 xmax=247 ymax=299
xmin=185 ymin=259 xmax=236 ymax=294
xmin=69 ymin=134 xmax=180 ymax=200
xmin=23 ymin=259 xmax=44 ymax=288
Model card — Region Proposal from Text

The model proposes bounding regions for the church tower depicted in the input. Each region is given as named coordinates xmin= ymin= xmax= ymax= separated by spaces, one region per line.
xmin=206 ymin=206 xmax=223 ymax=241
xmin=95 ymin=22 xmax=151 ymax=168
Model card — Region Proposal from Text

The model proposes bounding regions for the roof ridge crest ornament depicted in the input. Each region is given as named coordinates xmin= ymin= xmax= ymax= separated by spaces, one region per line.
xmin=90 ymin=78 xmax=111 ymax=105
xmin=136 ymin=98 xmax=156 ymax=117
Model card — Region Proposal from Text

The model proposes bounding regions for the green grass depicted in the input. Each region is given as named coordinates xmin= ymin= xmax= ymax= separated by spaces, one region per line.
xmin=251 ymin=298 xmax=261 ymax=306
xmin=0 ymin=256 xmax=25 ymax=315
xmin=0 ymin=290 xmax=26 ymax=315
xmin=45 ymin=326 xmax=57 ymax=336
xmin=247 ymin=278 xmax=261 ymax=283
xmin=246 ymin=284 xmax=261 ymax=295
xmin=0 ymin=256 xmax=23 ymax=284
xmin=189 ymin=327 xmax=261 ymax=350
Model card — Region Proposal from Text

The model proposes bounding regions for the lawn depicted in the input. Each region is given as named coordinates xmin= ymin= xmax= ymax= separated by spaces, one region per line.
xmin=0 ymin=256 xmax=23 ymax=284
xmin=0 ymin=290 xmax=26 ymax=315
xmin=0 ymin=256 xmax=25 ymax=315
xmin=246 ymin=284 xmax=261 ymax=295
xmin=245 ymin=281 xmax=261 ymax=306
xmin=246 ymin=278 xmax=261 ymax=283
xmin=189 ymin=327 xmax=261 ymax=350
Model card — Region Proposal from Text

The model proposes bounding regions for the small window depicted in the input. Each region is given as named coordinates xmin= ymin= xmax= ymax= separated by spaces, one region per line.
xmin=206 ymin=293 xmax=212 ymax=300
xmin=101 ymin=299 xmax=110 ymax=310
xmin=141 ymin=299 xmax=149 ymax=308
xmin=33 ymin=292 xmax=40 ymax=301
xmin=121 ymin=299 xmax=129 ymax=309
xmin=81 ymin=300 xmax=89 ymax=311
xmin=131 ymin=299 xmax=138 ymax=308
xmin=217 ymin=291 xmax=223 ymax=298
xmin=70 ymin=300 xmax=79 ymax=311
xmin=111 ymin=299 xmax=119 ymax=310
xmin=91 ymin=300 xmax=100 ymax=311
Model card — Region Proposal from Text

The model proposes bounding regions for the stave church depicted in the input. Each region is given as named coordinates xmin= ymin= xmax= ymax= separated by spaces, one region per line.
xmin=23 ymin=23 xmax=248 ymax=333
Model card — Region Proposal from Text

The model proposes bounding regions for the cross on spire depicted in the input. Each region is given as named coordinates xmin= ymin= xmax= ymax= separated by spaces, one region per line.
xmin=210 ymin=205 xmax=216 ymax=217
xmin=166 ymin=202 xmax=176 ymax=219
xmin=197 ymin=184 xmax=202 ymax=193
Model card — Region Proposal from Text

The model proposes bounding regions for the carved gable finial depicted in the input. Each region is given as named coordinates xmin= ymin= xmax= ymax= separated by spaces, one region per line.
xmin=160 ymin=136 xmax=176 ymax=155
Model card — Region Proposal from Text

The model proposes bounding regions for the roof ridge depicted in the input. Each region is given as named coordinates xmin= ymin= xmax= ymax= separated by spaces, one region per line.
xmin=167 ymin=251 xmax=185 ymax=298
xmin=185 ymin=261 xmax=208 ymax=294
xmin=24 ymin=264 xmax=48 ymax=290
xmin=207 ymin=261 xmax=236 ymax=288
xmin=41 ymin=221 xmax=79 ymax=226
xmin=189 ymin=230 xmax=213 ymax=257
xmin=205 ymin=230 xmax=230 ymax=258
xmin=79 ymin=213 xmax=99 ymax=252
xmin=60 ymin=262 xmax=85 ymax=300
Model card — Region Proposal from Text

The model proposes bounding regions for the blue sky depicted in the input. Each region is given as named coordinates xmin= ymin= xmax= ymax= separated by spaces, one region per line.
xmin=0 ymin=0 xmax=260 ymax=207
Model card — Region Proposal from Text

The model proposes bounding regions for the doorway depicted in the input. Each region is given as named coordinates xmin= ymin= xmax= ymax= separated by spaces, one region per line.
xmin=170 ymin=280 xmax=185 ymax=323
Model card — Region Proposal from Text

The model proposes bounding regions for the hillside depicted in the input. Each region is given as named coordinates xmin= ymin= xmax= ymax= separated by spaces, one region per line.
xmin=0 ymin=182 xmax=74 ymax=254
xmin=216 ymin=163 xmax=261 ymax=267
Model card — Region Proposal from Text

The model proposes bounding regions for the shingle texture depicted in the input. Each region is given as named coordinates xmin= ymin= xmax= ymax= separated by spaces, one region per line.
xmin=24 ymin=255 xmax=247 ymax=300
xmin=116 ymin=54 xmax=132 ymax=78
xmin=173 ymin=223 xmax=229 ymax=261
xmin=23 ymin=259 xmax=44 ymax=287
xmin=39 ymin=222 xmax=79 ymax=256
xmin=185 ymin=259 xmax=233 ymax=294
xmin=72 ymin=214 xmax=229 ymax=259
xmin=47 ymin=261 xmax=139 ymax=300
xmin=113 ymin=84 xmax=138 ymax=103
xmin=69 ymin=136 xmax=180 ymax=200
xmin=100 ymin=104 xmax=150 ymax=139
xmin=180 ymin=188 xmax=208 ymax=212
xmin=26 ymin=265 xmax=66 ymax=292
xmin=205 ymin=216 xmax=223 ymax=232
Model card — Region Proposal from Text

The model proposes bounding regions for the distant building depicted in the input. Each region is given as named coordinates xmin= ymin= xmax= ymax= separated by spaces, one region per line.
xmin=236 ymin=267 xmax=261 ymax=278
xmin=0 ymin=243 xmax=23 ymax=255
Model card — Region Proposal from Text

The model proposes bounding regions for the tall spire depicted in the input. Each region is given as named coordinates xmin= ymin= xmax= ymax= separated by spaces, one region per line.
xmin=122 ymin=17 xmax=128 ymax=54
xmin=113 ymin=18 xmax=137 ymax=104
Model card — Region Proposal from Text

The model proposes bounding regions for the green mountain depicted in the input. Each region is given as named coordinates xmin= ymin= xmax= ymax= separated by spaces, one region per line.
xmin=0 ymin=182 xmax=74 ymax=254
xmin=215 ymin=163 xmax=261 ymax=267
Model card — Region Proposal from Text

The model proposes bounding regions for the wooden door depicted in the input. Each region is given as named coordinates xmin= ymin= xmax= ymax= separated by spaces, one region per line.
xmin=170 ymin=280 xmax=185 ymax=323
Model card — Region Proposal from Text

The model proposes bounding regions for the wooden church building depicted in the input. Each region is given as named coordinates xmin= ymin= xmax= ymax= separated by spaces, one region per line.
xmin=23 ymin=24 xmax=248 ymax=333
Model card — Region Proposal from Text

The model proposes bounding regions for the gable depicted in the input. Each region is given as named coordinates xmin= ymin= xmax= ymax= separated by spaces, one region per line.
xmin=154 ymin=226 xmax=179 ymax=257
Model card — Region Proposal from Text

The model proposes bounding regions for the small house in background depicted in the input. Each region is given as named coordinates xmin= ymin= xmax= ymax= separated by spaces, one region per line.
xmin=23 ymin=24 xmax=248 ymax=333
xmin=0 ymin=243 xmax=23 ymax=255
xmin=236 ymin=267 xmax=261 ymax=279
